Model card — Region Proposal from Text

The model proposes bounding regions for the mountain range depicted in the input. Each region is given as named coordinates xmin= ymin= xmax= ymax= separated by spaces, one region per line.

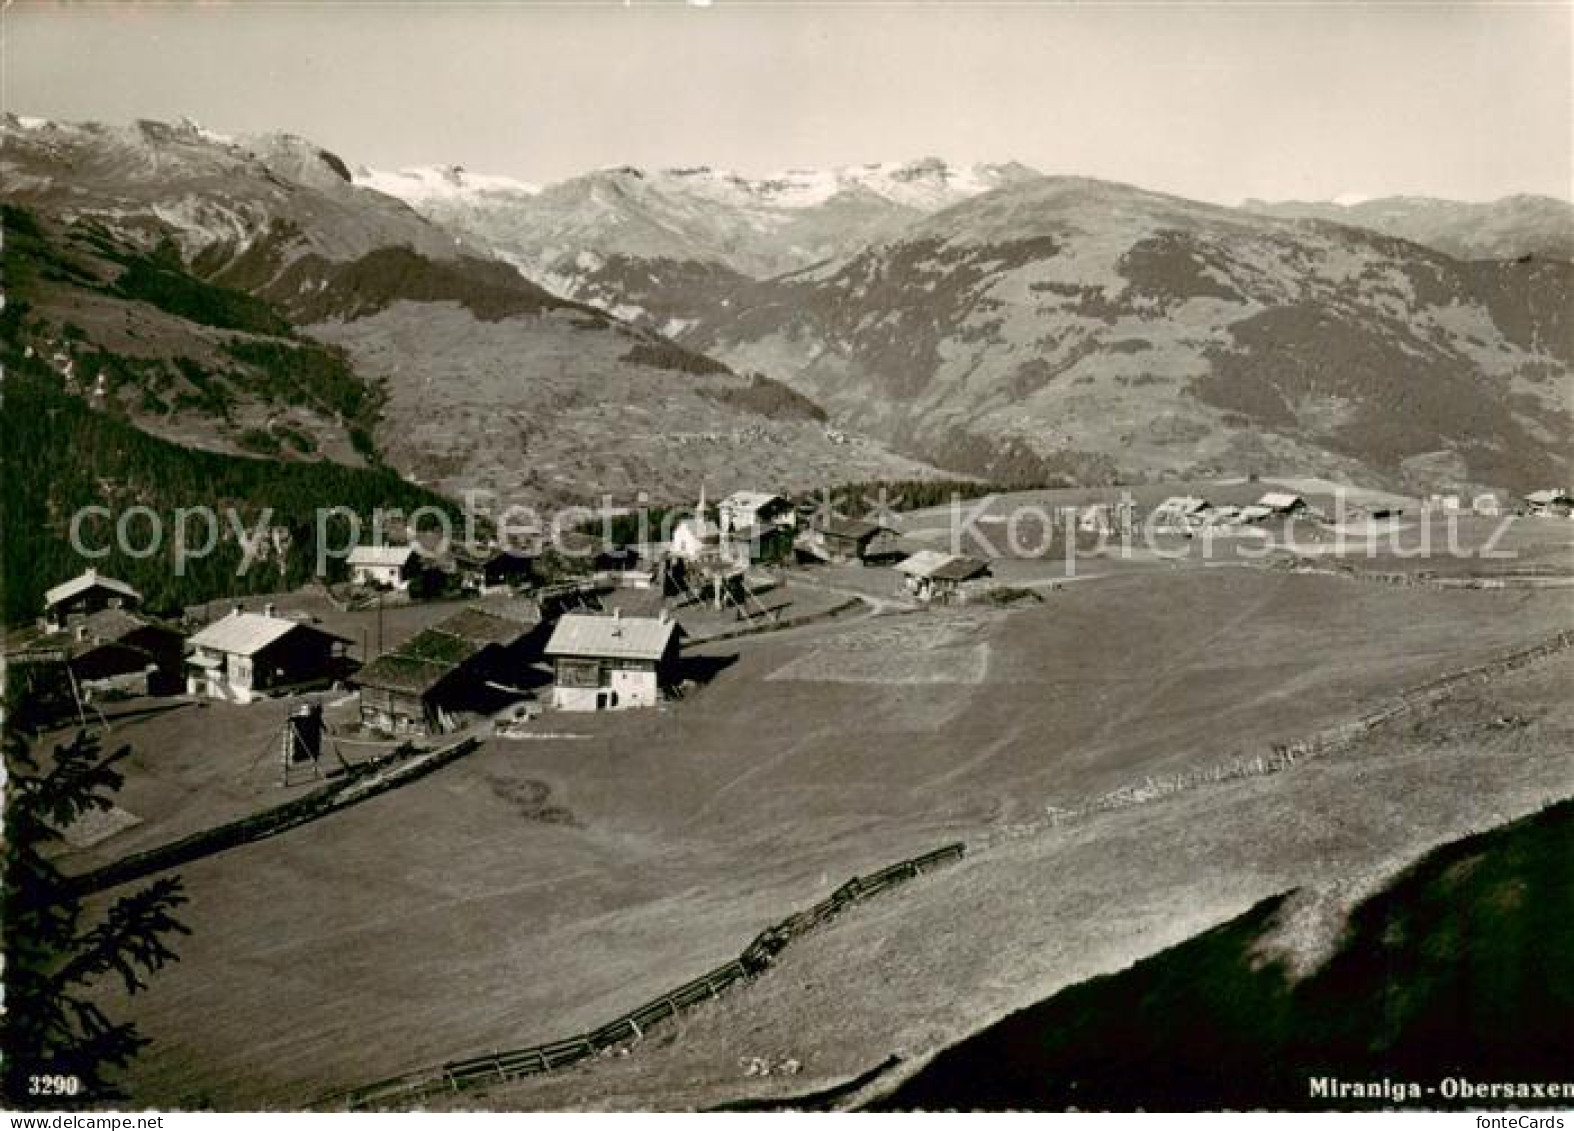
xmin=356 ymin=157 xmax=1041 ymax=336
xmin=371 ymin=152 xmax=1572 ymax=492
xmin=0 ymin=115 xmax=939 ymax=505
xmin=1244 ymin=194 xmax=1574 ymax=263
xmin=684 ymin=177 xmax=1572 ymax=488
xmin=5 ymin=113 xmax=1572 ymax=504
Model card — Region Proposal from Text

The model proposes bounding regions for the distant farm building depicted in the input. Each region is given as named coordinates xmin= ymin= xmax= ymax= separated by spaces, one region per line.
xmin=475 ymin=591 xmax=552 ymax=627
xmin=354 ymin=608 xmax=544 ymax=736
xmin=544 ymin=610 xmax=679 ymax=711
xmin=718 ymin=491 xmax=795 ymax=535
xmin=186 ymin=608 xmax=352 ymax=703
xmin=1151 ymin=496 xmax=1213 ymax=532
xmin=1349 ymin=501 xmax=1403 ymax=521
xmin=896 ymin=550 xmax=992 ymax=603
xmin=347 ymin=544 xmax=420 ymax=589
xmin=668 ymin=487 xmax=791 ymax=568
xmin=528 ymin=578 xmax=607 ymax=619
xmin=1525 ymin=489 xmax=1574 ymax=518
xmin=10 ymin=609 xmax=186 ymax=700
xmin=1255 ymin=491 xmax=1307 ymax=516
xmin=798 ymin=515 xmax=890 ymax=564
xmin=1473 ymin=494 xmax=1504 ymax=516
xmin=456 ymin=546 xmax=535 ymax=595
xmin=725 ymin=520 xmax=794 ymax=565
xmin=43 ymin=568 xmax=141 ymax=632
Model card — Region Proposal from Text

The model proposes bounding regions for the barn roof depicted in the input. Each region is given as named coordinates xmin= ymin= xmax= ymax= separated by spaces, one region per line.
xmin=347 ymin=544 xmax=418 ymax=568
xmin=1257 ymin=492 xmax=1306 ymax=511
xmin=896 ymin=550 xmax=990 ymax=582
xmin=474 ymin=594 xmax=545 ymax=626
xmin=19 ymin=609 xmax=175 ymax=663
xmin=39 ymin=609 xmax=176 ymax=654
xmin=395 ymin=611 xmax=524 ymax=666
xmin=1526 ymin=488 xmax=1574 ymax=505
xmin=931 ymin=555 xmax=991 ymax=582
xmin=601 ymin=587 xmax=671 ymax=619
xmin=895 ymin=549 xmax=950 ymax=577
xmin=353 ymin=608 xmax=526 ymax=697
xmin=433 ymin=608 xmax=528 ymax=648
xmin=353 ymin=653 xmax=458 ymax=696
xmin=1155 ymin=495 xmax=1212 ymax=515
xmin=44 ymin=569 xmax=141 ymax=610
xmin=814 ymin=515 xmax=885 ymax=542
xmin=188 ymin=612 xmax=346 ymax=657
xmin=544 ymin=612 xmax=676 ymax=662
xmin=70 ymin=608 xmax=161 ymax=643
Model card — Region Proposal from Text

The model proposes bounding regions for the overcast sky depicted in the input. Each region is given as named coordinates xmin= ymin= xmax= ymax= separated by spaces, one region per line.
xmin=5 ymin=1 xmax=1569 ymax=203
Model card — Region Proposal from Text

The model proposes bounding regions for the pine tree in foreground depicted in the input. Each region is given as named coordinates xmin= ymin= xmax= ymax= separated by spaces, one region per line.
xmin=2 ymin=730 xmax=190 ymax=1107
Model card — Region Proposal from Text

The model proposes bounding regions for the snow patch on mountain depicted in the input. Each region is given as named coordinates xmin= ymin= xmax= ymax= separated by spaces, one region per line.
xmin=354 ymin=164 xmax=542 ymax=202
xmin=366 ymin=156 xmax=1035 ymax=214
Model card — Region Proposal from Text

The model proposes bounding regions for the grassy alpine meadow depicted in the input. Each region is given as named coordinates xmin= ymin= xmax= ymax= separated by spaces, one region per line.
xmin=71 ymin=567 xmax=1573 ymax=1106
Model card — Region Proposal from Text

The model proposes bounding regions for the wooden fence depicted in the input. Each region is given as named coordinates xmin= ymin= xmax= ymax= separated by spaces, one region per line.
xmin=66 ymin=737 xmax=483 ymax=897
xmin=1037 ymin=628 xmax=1574 ymax=830
xmin=686 ymin=597 xmax=862 ymax=646
xmin=328 ymin=841 xmax=966 ymax=1110
xmin=1293 ymin=560 xmax=1574 ymax=591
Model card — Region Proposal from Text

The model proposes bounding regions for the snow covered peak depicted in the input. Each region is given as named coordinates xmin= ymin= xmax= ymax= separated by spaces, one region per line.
xmin=616 ymin=157 xmax=1039 ymax=212
xmin=363 ymin=156 xmax=1036 ymax=215
xmin=355 ymin=164 xmax=542 ymax=203
xmin=831 ymin=157 xmax=1040 ymax=210
xmin=174 ymin=116 xmax=237 ymax=146
xmin=354 ymin=154 xmax=1044 ymax=282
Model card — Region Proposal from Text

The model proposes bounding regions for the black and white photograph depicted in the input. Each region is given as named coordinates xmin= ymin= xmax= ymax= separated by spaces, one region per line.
xmin=2 ymin=0 xmax=1571 ymax=1118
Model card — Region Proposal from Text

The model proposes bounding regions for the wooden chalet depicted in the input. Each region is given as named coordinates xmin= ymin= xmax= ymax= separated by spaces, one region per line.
xmin=9 ymin=608 xmax=186 ymax=700
xmin=347 ymin=544 xmax=420 ymax=590
xmin=543 ymin=610 xmax=679 ymax=711
xmin=895 ymin=550 xmax=992 ymax=603
xmin=1255 ymin=491 xmax=1308 ymax=516
xmin=186 ymin=609 xmax=352 ymax=704
xmin=1151 ymin=496 xmax=1213 ymax=532
xmin=354 ymin=607 xmax=542 ymax=735
xmin=798 ymin=515 xmax=891 ymax=564
xmin=456 ymin=547 xmax=536 ymax=595
xmin=718 ymin=491 xmax=796 ymax=535
xmin=42 ymin=568 xmax=142 ymax=632
xmin=1526 ymin=489 xmax=1574 ymax=517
